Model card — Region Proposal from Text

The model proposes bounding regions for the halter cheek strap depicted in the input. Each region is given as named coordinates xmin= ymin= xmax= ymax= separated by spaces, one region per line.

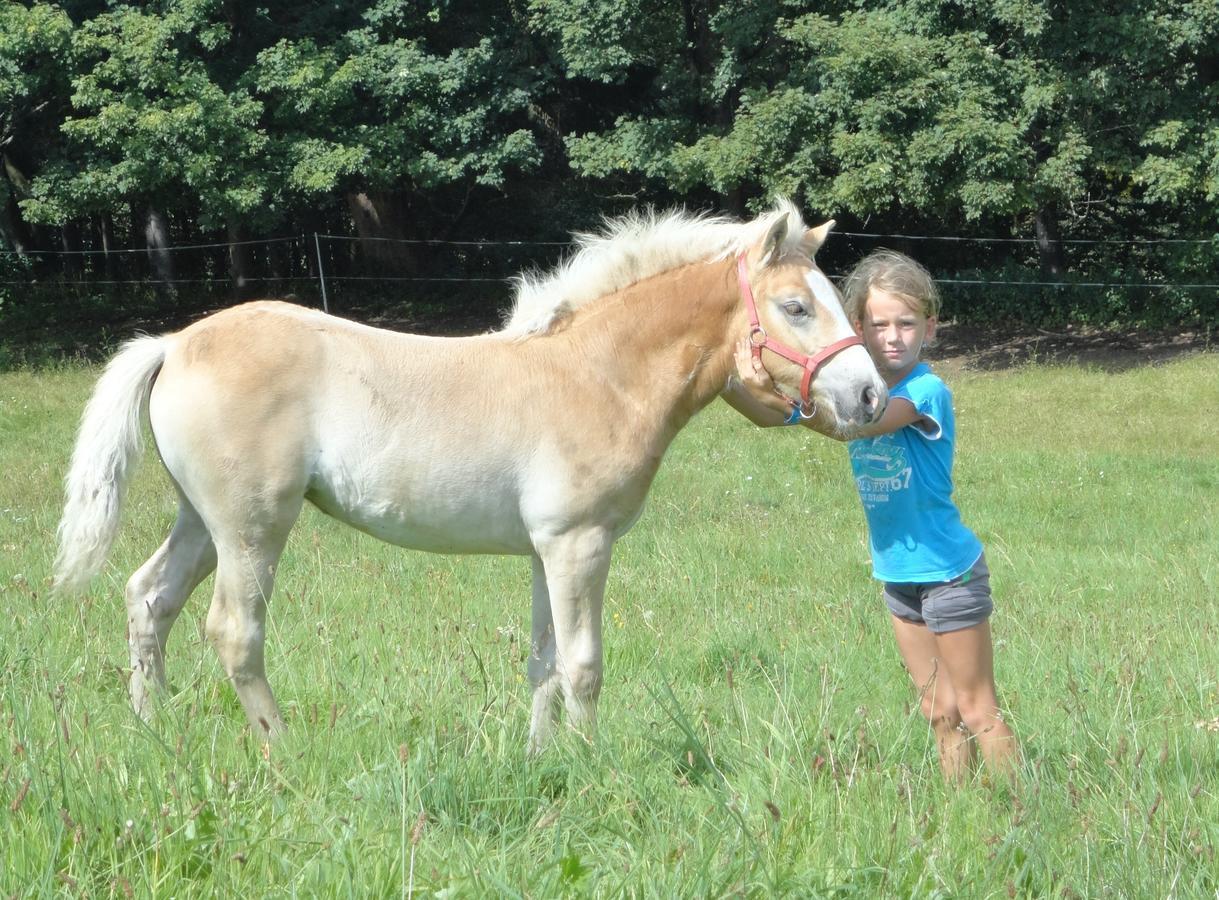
xmin=736 ymin=253 xmax=864 ymax=412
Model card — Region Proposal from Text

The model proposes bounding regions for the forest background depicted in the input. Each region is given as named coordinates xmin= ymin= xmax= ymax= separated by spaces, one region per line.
xmin=2 ymin=0 xmax=1218 ymax=346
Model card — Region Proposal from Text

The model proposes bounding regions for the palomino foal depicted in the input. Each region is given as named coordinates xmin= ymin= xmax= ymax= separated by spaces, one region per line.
xmin=55 ymin=200 xmax=885 ymax=752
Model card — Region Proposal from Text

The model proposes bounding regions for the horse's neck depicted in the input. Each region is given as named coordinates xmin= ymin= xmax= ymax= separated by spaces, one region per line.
xmin=563 ymin=257 xmax=738 ymax=427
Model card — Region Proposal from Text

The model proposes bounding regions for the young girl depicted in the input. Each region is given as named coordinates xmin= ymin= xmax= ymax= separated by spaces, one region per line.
xmin=725 ymin=249 xmax=1017 ymax=783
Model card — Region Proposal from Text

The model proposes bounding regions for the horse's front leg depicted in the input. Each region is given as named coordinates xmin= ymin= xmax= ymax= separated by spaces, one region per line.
xmin=527 ymin=555 xmax=561 ymax=755
xmin=528 ymin=527 xmax=613 ymax=754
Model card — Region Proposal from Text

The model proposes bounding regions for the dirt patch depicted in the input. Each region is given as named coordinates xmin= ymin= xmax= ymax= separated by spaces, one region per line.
xmin=928 ymin=322 xmax=1215 ymax=374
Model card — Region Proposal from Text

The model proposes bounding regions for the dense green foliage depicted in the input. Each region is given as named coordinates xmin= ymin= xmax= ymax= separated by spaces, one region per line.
xmin=2 ymin=0 xmax=1218 ymax=328
xmin=1 ymin=353 xmax=1217 ymax=894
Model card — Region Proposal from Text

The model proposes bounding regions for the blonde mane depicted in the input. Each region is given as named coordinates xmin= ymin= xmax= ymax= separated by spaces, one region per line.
xmin=500 ymin=198 xmax=810 ymax=337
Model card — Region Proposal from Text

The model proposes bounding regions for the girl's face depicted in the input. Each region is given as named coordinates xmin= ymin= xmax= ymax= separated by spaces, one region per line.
xmin=855 ymin=287 xmax=937 ymax=386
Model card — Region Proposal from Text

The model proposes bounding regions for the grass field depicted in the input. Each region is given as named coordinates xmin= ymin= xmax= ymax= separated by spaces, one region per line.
xmin=1 ymin=351 xmax=1216 ymax=897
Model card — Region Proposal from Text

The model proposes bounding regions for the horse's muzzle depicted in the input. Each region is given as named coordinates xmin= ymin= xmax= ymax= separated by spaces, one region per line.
xmin=861 ymin=384 xmax=886 ymax=423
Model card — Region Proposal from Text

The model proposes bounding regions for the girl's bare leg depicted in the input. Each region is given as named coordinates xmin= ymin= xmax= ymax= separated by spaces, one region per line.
xmin=890 ymin=615 xmax=973 ymax=782
xmin=933 ymin=621 xmax=1018 ymax=777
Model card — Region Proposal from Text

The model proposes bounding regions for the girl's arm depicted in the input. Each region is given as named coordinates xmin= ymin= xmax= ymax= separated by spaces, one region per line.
xmin=846 ymin=397 xmax=927 ymax=440
xmin=724 ymin=338 xmax=932 ymax=440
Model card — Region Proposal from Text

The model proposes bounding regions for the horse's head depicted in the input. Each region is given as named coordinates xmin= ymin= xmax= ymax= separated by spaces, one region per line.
xmin=738 ymin=210 xmax=887 ymax=432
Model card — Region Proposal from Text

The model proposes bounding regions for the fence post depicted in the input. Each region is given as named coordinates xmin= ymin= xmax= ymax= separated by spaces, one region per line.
xmin=313 ymin=232 xmax=330 ymax=313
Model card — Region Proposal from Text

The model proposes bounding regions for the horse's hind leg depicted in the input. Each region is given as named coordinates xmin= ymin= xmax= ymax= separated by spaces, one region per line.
xmin=204 ymin=500 xmax=302 ymax=741
xmin=125 ymin=495 xmax=217 ymax=719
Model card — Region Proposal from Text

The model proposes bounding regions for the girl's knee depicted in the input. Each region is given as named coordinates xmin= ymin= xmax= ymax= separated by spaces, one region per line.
xmin=920 ymin=694 xmax=961 ymax=730
xmin=955 ymin=693 xmax=1000 ymax=734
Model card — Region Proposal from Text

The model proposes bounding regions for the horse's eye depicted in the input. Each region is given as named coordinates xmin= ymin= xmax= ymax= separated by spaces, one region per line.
xmin=783 ymin=301 xmax=808 ymax=318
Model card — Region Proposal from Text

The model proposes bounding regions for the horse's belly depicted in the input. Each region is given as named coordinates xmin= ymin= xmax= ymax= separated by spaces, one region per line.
xmin=305 ymin=424 xmax=652 ymax=555
xmin=306 ymin=473 xmax=533 ymax=555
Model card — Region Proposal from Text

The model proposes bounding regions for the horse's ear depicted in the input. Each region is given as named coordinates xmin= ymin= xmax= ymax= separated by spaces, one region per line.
xmin=803 ymin=219 xmax=836 ymax=257
xmin=759 ymin=215 xmax=789 ymax=267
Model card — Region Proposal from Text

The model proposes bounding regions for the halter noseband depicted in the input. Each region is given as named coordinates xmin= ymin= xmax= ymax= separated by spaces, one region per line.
xmin=737 ymin=253 xmax=864 ymax=415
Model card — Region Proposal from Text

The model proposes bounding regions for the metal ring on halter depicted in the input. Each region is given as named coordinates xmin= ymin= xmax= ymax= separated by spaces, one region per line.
xmin=748 ymin=325 xmax=767 ymax=346
xmin=777 ymin=392 xmax=816 ymax=420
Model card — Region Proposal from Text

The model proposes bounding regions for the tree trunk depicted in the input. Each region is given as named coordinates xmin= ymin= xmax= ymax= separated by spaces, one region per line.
xmin=268 ymin=235 xmax=295 ymax=292
xmin=227 ymin=221 xmax=255 ymax=300
xmin=0 ymin=156 xmax=36 ymax=255
xmin=722 ymin=186 xmax=746 ymax=219
xmin=681 ymin=0 xmax=712 ymax=102
xmin=61 ymin=220 xmax=82 ymax=280
xmin=143 ymin=205 xmax=176 ymax=298
xmin=0 ymin=189 xmax=31 ymax=254
xmin=1034 ymin=206 xmax=1065 ymax=279
xmin=99 ymin=213 xmax=117 ymax=280
xmin=345 ymin=192 xmax=419 ymax=276
xmin=681 ymin=0 xmax=751 ymax=215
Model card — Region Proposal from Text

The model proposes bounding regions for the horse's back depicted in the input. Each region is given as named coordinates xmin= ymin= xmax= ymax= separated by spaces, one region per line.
xmin=144 ymin=300 xmax=669 ymax=555
xmin=147 ymin=301 xmax=539 ymax=552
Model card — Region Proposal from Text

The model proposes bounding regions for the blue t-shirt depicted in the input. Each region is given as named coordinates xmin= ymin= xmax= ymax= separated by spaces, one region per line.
xmin=847 ymin=363 xmax=982 ymax=584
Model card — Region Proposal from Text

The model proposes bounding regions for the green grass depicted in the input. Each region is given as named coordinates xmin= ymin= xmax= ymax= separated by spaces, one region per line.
xmin=1 ymin=353 xmax=1217 ymax=897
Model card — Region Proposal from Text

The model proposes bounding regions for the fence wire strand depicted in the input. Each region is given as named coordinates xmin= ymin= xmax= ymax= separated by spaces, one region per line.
xmin=2 ymin=231 xmax=1217 ymax=291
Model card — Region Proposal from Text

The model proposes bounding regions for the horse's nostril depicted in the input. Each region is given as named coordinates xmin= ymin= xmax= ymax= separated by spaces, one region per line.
xmin=861 ymin=385 xmax=886 ymax=423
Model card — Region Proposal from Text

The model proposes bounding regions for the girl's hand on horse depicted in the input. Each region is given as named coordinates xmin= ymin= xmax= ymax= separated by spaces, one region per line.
xmin=733 ymin=338 xmax=776 ymax=396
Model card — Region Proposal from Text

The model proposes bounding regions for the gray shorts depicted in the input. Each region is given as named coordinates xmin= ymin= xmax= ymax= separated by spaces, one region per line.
xmin=883 ymin=554 xmax=992 ymax=634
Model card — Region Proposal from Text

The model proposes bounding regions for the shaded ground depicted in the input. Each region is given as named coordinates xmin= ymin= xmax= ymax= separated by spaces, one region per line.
xmin=1 ymin=286 xmax=1214 ymax=372
xmin=352 ymin=304 xmax=1217 ymax=373
xmin=353 ymin=303 xmax=1217 ymax=373
xmin=928 ymin=322 xmax=1215 ymax=374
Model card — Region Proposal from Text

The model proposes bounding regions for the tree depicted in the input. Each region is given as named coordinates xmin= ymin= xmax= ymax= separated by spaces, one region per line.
xmin=249 ymin=1 xmax=543 ymax=269
xmin=0 ymin=2 xmax=73 ymax=255
xmin=3 ymin=0 xmax=1215 ymax=328
xmin=22 ymin=5 xmax=268 ymax=228
xmin=555 ymin=2 xmax=1218 ymax=253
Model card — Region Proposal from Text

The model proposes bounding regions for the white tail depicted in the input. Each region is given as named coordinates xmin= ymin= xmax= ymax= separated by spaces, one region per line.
xmin=54 ymin=335 xmax=168 ymax=594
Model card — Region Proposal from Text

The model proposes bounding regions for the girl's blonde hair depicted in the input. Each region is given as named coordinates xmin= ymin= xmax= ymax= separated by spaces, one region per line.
xmin=840 ymin=249 xmax=940 ymax=324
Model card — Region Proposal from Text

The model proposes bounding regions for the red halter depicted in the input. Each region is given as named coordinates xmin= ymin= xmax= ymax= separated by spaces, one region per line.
xmin=737 ymin=253 xmax=864 ymax=414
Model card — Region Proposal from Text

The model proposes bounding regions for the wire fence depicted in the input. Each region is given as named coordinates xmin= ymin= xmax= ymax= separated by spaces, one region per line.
xmin=1 ymin=230 xmax=1216 ymax=354
xmin=3 ymin=230 xmax=1219 ymax=289
xmin=833 ymin=231 xmax=1219 ymax=246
